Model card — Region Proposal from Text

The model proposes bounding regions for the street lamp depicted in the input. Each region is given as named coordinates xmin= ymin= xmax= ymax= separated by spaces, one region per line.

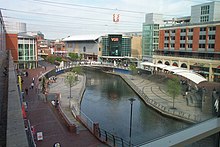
xmin=128 ymin=98 xmax=136 ymax=147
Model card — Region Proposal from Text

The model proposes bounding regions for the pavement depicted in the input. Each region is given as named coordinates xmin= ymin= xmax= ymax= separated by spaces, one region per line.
xmin=122 ymin=74 xmax=213 ymax=122
xmin=22 ymin=65 xmax=105 ymax=147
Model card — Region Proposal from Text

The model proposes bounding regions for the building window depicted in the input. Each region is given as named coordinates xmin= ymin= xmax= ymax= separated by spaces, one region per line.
xmin=209 ymin=26 xmax=216 ymax=31
xmin=171 ymin=36 xmax=175 ymax=40
xmin=208 ymin=35 xmax=215 ymax=40
xmin=188 ymin=28 xmax=193 ymax=32
xmin=180 ymin=36 xmax=186 ymax=40
xmin=188 ymin=36 xmax=193 ymax=40
xmin=153 ymin=38 xmax=159 ymax=43
xmin=188 ymin=44 xmax=193 ymax=48
xmin=171 ymin=44 xmax=175 ymax=48
xmin=201 ymin=5 xmax=210 ymax=15
xmin=199 ymin=35 xmax=206 ymax=40
xmin=164 ymin=43 xmax=169 ymax=47
xmin=208 ymin=44 xmax=215 ymax=49
xmin=165 ymin=30 xmax=169 ymax=33
xmin=181 ymin=29 xmax=186 ymax=33
xmin=200 ymin=27 xmax=206 ymax=31
xmin=200 ymin=16 xmax=209 ymax=22
xmin=180 ymin=44 xmax=185 ymax=48
xmin=165 ymin=37 xmax=169 ymax=40
xmin=171 ymin=30 xmax=175 ymax=33
xmin=199 ymin=44 xmax=206 ymax=48
xmin=153 ymin=31 xmax=159 ymax=36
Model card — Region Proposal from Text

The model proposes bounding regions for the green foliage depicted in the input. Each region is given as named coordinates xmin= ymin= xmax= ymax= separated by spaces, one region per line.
xmin=167 ymin=77 xmax=181 ymax=108
xmin=46 ymin=55 xmax=62 ymax=64
xmin=129 ymin=63 xmax=137 ymax=75
xmin=71 ymin=66 xmax=82 ymax=75
xmin=40 ymin=76 xmax=47 ymax=94
xmin=64 ymin=72 xmax=76 ymax=98
xmin=69 ymin=53 xmax=79 ymax=60
xmin=64 ymin=72 xmax=76 ymax=88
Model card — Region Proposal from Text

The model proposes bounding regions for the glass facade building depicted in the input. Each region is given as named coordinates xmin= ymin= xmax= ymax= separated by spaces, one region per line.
xmin=18 ymin=34 xmax=37 ymax=69
xmin=102 ymin=34 xmax=131 ymax=57
xmin=142 ymin=24 xmax=159 ymax=61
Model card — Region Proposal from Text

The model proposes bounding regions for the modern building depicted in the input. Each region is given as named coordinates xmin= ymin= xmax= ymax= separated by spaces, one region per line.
xmin=122 ymin=32 xmax=142 ymax=60
xmin=63 ymin=34 xmax=101 ymax=61
xmin=6 ymin=32 xmax=38 ymax=69
xmin=142 ymin=13 xmax=163 ymax=62
xmin=154 ymin=1 xmax=220 ymax=82
xmin=191 ymin=1 xmax=220 ymax=23
xmin=63 ymin=34 xmax=133 ymax=63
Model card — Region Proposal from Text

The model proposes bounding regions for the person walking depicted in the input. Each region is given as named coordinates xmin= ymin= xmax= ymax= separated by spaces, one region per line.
xmin=25 ymin=87 xmax=28 ymax=95
xmin=31 ymin=82 xmax=34 ymax=89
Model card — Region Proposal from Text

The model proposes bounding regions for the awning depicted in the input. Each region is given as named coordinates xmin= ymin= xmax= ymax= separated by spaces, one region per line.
xmin=174 ymin=72 xmax=207 ymax=84
xmin=140 ymin=62 xmax=155 ymax=66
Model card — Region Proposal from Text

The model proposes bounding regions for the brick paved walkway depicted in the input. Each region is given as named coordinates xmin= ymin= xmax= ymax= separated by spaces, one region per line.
xmin=22 ymin=66 xmax=105 ymax=147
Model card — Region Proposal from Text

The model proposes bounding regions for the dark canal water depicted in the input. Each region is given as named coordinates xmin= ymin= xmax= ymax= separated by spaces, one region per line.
xmin=81 ymin=70 xmax=191 ymax=145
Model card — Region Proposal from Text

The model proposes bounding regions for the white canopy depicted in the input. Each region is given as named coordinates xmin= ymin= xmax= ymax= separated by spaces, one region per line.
xmin=140 ymin=62 xmax=155 ymax=66
xmin=140 ymin=62 xmax=207 ymax=84
xmin=175 ymin=72 xmax=207 ymax=84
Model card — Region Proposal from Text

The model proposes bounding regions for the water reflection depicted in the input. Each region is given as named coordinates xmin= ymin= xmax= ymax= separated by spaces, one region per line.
xmin=81 ymin=69 xmax=191 ymax=145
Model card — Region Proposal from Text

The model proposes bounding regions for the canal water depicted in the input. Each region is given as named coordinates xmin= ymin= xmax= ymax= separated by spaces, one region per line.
xmin=81 ymin=70 xmax=191 ymax=145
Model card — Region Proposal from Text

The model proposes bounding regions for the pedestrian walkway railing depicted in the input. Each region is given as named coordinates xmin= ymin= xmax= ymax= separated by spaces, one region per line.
xmin=80 ymin=110 xmax=94 ymax=132
xmin=97 ymin=128 xmax=131 ymax=147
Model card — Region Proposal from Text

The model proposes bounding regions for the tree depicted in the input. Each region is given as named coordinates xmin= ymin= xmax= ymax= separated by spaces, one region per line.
xmin=69 ymin=53 xmax=79 ymax=61
xmin=39 ymin=75 xmax=48 ymax=102
xmin=167 ymin=77 xmax=181 ymax=109
xmin=64 ymin=72 xmax=76 ymax=98
xmin=71 ymin=66 xmax=82 ymax=80
xmin=129 ymin=63 xmax=137 ymax=75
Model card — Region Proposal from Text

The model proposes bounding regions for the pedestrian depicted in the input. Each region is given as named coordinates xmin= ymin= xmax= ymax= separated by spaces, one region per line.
xmin=31 ymin=82 xmax=34 ymax=89
xmin=32 ymin=77 xmax=35 ymax=83
xmin=44 ymin=66 xmax=46 ymax=70
xmin=26 ymin=71 xmax=28 ymax=77
xmin=25 ymin=87 xmax=28 ymax=95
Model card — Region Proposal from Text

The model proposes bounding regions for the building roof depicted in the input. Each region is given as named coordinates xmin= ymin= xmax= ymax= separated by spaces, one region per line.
xmin=140 ymin=62 xmax=207 ymax=84
xmin=63 ymin=34 xmax=102 ymax=42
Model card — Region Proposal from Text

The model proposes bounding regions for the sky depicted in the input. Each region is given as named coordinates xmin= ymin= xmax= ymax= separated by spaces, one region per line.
xmin=0 ymin=0 xmax=215 ymax=39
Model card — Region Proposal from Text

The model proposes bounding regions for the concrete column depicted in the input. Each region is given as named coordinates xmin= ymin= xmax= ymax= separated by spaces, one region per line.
xmin=209 ymin=63 xmax=213 ymax=82
xmin=187 ymin=61 xmax=190 ymax=70
xmin=178 ymin=60 xmax=181 ymax=68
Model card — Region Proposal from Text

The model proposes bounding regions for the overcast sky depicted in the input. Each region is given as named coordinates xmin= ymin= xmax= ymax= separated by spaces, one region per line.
xmin=0 ymin=0 xmax=214 ymax=39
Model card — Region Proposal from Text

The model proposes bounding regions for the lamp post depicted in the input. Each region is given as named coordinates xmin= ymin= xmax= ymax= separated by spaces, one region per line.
xmin=128 ymin=98 xmax=135 ymax=147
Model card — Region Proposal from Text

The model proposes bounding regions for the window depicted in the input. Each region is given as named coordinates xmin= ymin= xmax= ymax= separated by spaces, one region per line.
xmin=209 ymin=26 xmax=216 ymax=31
xmin=180 ymin=44 xmax=185 ymax=48
xmin=208 ymin=44 xmax=215 ymax=48
xmin=181 ymin=29 xmax=186 ymax=33
xmin=171 ymin=30 xmax=175 ymax=33
xmin=188 ymin=28 xmax=193 ymax=32
xmin=199 ymin=35 xmax=206 ymax=40
xmin=201 ymin=5 xmax=210 ymax=15
xmin=153 ymin=31 xmax=159 ymax=36
xmin=199 ymin=44 xmax=206 ymax=48
xmin=188 ymin=36 xmax=193 ymax=40
xmin=200 ymin=27 xmax=206 ymax=31
xmin=171 ymin=36 xmax=175 ymax=40
xmin=200 ymin=16 xmax=209 ymax=22
xmin=171 ymin=44 xmax=175 ymax=48
xmin=164 ymin=43 xmax=169 ymax=47
xmin=165 ymin=30 xmax=169 ymax=33
xmin=208 ymin=35 xmax=215 ymax=40
xmin=188 ymin=44 xmax=192 ymax=48
xmin=180 ymin=36 xmax=186 ymax=40
xmin=165 ymin=37 xmax=169 ymax=40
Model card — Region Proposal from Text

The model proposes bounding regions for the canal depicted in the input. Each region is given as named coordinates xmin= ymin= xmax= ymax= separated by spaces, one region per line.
xmin=81 ymin=69 xmax=191 ymax=145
